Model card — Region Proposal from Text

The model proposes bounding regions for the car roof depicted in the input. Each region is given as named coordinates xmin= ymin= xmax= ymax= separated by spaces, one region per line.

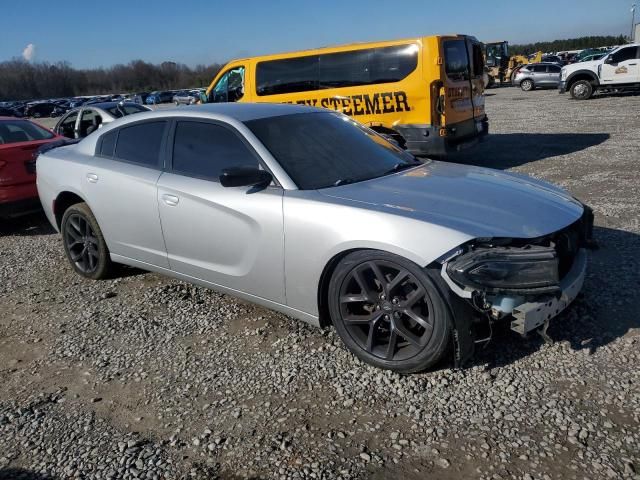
xmin=185 ymin=102 xmax=323 ymax=121
xmin=84 ymin=101 xmax=138 ymax=109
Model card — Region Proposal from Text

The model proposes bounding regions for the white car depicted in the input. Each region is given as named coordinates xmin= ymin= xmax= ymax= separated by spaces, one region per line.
xmin=53 ymin=101 xmax=151 ymax=139
xmin=560 ymin=43 xmax=640 ymax=99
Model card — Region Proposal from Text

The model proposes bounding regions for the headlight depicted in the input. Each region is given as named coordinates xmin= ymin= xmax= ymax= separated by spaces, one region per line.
xmin=446 ymin=245 xmax=559 ymax=293
xmin=561 ymin=68 xmax=567 ymax=80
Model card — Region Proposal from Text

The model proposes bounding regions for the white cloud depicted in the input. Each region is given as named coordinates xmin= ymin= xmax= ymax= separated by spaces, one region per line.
xmin=22 ymin=43 xmax=36 ymax=62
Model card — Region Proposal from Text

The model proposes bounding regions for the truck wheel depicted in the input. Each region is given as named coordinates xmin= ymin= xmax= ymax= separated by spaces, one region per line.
xmin=520 ymin=79 xmax=534 ymax=91
xmin=570 ymin=80 xmax=593 ymax=100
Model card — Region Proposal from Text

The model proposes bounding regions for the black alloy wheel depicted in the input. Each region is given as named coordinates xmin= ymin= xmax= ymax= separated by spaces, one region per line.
xmin=329 ymin=250 xmax=452 ymax=373
xmin=65 ymin=213 xmax=99 ymax=273
xmin=61 ymin=202 xmax=112 ymax=279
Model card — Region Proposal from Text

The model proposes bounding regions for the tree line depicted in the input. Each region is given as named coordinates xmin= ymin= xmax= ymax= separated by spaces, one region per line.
xmin=509 ymin=35 xmax=628 ymax=55
xmin=0 ymin=59 xmax=223 ymax=101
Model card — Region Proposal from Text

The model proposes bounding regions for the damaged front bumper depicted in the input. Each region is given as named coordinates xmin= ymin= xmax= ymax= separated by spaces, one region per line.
xmin=509 ymin=248 xmax=587 ymax=334
xmin=438 ymin=209 xmax=592 ymax=366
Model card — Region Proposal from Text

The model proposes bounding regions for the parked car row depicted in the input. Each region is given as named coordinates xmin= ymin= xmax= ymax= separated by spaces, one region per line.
xmin=0 ymin=88 xmax=206 ymax=119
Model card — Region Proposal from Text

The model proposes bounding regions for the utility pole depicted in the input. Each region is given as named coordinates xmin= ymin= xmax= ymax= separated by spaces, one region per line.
xmin=632 ymin=4 xmax=637 ymax=42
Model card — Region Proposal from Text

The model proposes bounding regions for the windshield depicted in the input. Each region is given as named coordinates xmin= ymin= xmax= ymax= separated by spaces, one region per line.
xmin=105 ymin=104 xmax=148 ymax=118
xmin=245 ymin=112 xmax=419 ymax=190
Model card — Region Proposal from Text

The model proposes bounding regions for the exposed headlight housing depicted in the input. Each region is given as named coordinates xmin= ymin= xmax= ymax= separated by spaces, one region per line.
xmin=446 ymin=245 xmax=559 ymax=294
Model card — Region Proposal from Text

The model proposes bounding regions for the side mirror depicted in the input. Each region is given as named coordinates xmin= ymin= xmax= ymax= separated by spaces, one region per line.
xmin=220 ymin=166 xmax=272 ymax=188
xmin=604 ymin=56 xmax=614 ymax=64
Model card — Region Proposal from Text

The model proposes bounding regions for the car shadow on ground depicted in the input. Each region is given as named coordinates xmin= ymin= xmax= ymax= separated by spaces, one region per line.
xmin=0 ymin=468 xmax=54 ymax=480
xmin=0 ymin=210 xmax=54 ymax=237
xmin=472 ymin=225 xmax=639 ymax=370
xmin=447 ymin=132 xmax=610 ymax=169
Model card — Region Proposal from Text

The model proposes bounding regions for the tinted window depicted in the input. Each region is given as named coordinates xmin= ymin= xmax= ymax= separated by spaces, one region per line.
xmin=443 ymin=40 xmax=469 ymax=80
xmin=257 ymin=56 xmax=319 ymax=96
xmin=0 ymin=120 xmax=54 ymax=144
xmin=548 ymin=65 xmax=561 ymax=73
xmin=172 ymin=121 xmax=257 ymax=180
xmin=319 ymin=50 xmax=370 ymax=88
xmin=99 ymin=130 xmax=117 ymax=157
xmin=114 ymin=121 xmax=166 ymax=167
xmin=245 ymin=112 xmax=417 ymax=190
xmin=256 ymin=45 xmax=418 ymax=96
xmin=368 ymin=45 xmax=418 ymax=83
xmin=532 ymin=65 xmax=547 ymax=73
xmin=610 ymin=47 xmax=638 ymax=63
xmin=471 ymin=43 xmax=484 ymax=77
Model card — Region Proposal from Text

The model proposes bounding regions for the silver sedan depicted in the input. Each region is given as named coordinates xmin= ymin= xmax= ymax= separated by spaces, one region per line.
xmin=36 ymin=104 xmax=591 ymax=372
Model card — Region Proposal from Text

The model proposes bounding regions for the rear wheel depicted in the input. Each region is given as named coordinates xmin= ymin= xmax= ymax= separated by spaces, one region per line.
xmin=61 ymin=202 xmax=112 ymax=280
xmin=520 ymin=79 xmax=534 ymax=91
xmin=328 ymin=250 xmax=452 ymax=373
xmin=570 ymin=80 xmax=593 ymax=100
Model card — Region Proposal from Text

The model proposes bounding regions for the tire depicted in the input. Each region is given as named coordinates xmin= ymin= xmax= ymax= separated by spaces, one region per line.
xmin=61 ymin=202 xmax=112 ymax=280
xmin=520 ymin=79 xmax=534 ymax=91
xmin=328 ymin=250 xmax=452 ymax=373
xmin=570 ymin=80 xmax=593 ymax=100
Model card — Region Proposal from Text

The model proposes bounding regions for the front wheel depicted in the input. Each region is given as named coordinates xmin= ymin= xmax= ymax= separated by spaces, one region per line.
xmin=328 ymin=250 xmax=452 ymax=373
xmin=520 ymin=79 xmax=534 ymax=91
xmin=61 ymin=202 xmax=112 ymax=280
xmin=570 ymin=80 xmax=593 ymax=100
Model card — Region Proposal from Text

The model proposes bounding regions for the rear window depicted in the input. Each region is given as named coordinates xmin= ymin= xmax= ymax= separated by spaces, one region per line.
xmin=443 ymin=40 xmax=469 ymax=81
xmin=0 ymin=120 xmax=54 ymax=144
xmin=113 ymin=121 xmax=166 ymax=168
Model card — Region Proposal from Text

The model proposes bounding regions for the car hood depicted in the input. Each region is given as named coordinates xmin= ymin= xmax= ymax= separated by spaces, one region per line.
xmin=319 ymin=161 xmax=584 ymax=239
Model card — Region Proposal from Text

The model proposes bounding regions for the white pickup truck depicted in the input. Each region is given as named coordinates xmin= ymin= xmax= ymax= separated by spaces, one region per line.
xmin=559 ymin=43 xmax=640 ymax=99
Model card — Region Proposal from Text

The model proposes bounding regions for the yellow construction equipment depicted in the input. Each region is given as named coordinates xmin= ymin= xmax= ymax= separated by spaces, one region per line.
xmin=484 ymin=41 xmax=542 ymax=87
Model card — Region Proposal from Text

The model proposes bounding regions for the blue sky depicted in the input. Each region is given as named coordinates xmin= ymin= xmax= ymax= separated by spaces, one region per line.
xmin=2 ymin=0 xmax=634 ymax=68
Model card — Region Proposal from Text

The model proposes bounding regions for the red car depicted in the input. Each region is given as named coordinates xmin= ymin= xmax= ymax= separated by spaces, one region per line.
xmin=0 ymin=117 xmax=63 ymax=218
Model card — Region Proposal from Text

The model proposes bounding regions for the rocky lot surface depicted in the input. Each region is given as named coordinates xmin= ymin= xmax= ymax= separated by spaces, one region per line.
xmin=1 ymin=88 xmax=639 ymax=479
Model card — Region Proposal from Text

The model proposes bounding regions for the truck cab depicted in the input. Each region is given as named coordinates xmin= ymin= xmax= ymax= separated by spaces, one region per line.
xmin=559 ymin=43 xmax=640 ymax=99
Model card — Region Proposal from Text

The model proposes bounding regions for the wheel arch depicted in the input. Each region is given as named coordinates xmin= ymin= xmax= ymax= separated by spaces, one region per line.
xmin=566 ymin=70 xmax=600 ymax=88
xmin=54 ymin=190 xmax=88 ymax=230
xmin=315 ymin=243 xmax=448 ymax=328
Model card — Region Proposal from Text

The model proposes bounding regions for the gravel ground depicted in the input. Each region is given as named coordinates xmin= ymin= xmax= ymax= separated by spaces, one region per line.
xmin=1 ymin=88 xmax=639 ymax=480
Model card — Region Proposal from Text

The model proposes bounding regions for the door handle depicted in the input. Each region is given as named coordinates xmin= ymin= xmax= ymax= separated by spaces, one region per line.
xmin=162 ymin=194 xmax=179 ymax=206
xmin=86 ymin=173 xmax=98 ymax=183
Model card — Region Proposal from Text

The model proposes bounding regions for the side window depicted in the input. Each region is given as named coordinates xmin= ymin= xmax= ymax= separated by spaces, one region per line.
xmin=210 ymin=67 xmax=245 ymax=103
xmin=58 ymin=111 xmax=79 ymax=137
xmin=99 ymin=130 xmax=117 ymax=157
xmin=610 ymin=47 xmax=637 ymax=63
xmin=319 ymin=50 xmax=370 ymax=88
xmin=114 ymin=121 xmax=166 ymax=168
xmin=548 ymin=65 xmax=561 ymax=73
xmin=256 ymin=56 xmax=319 ymax=96
xmin=532 ymin=65 xmax=546 ymax=73
xmin=369 ymin=45 xmax=418 ymax=83
xmin=80 ymin=109 xmax=103 ymax=137
xmin=172 ymin=121 xmax=258 ymax=180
